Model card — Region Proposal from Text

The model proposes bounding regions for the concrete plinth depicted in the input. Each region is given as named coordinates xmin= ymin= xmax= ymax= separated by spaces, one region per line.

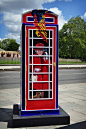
xmin=13 ymin=104 xmax=70 ymax=128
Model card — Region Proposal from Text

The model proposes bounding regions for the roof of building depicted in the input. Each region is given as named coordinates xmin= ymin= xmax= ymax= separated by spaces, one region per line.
xmin=0 ymin=48 xmax=5 ymax=51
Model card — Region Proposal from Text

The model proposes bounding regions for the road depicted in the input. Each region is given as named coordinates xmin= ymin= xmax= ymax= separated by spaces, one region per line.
xmin=58 ymin=69 xmax=86 ymax=85
xmin=0 ymin=69 xmax=86 ymax=89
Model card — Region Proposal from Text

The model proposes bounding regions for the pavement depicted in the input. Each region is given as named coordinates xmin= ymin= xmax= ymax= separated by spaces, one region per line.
xmin=0 ymin=65 xmax=86 ymax=128
xmin=0 ymin=83 xmax=86 ymax=129
xmin=0 ymin=64 xmax=86 ymax=71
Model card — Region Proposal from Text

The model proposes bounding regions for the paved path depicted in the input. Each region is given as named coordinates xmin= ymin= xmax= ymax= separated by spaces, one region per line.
xmin=0 ymin=83 xmax=86 ymax=128
xmin=0 ymin=64 xmax=86 ymax=70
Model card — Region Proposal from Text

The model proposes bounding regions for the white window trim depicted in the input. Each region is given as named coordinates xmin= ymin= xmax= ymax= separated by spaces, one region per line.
xmin=28 ymin=29 xmax=53 ymax=100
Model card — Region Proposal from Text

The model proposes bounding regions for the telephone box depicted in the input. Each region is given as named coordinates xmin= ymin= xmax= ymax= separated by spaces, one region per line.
xmin=20 ymin=9 xmax=60 ymax=116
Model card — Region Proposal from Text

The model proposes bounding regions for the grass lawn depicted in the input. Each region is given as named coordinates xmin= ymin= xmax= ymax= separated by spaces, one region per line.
xmin=0 ymin=60 xmax=86 ymax=64
xmin=0 ymin=60 xmax=20 ymax=64
xmin=59 ymin=61 xmax=86 ymax=64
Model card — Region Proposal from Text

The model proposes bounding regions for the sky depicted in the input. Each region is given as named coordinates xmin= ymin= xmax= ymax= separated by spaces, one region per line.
xmin=0 ymin=0 xmax=86 ymax=43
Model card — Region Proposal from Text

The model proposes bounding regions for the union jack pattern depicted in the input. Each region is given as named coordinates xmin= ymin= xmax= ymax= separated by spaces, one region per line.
xmin=35 ymin=15 xmax=47 ymax=43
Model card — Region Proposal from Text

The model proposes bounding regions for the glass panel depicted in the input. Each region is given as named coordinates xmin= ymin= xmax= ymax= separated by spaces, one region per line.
xmin=29 ymin=57 xmax=32 ymax=64
xmin=50 ymin=39 xmax=52 ymax=47
xmin=50 ymin=91 xmax=52 ymax=98
xmin=29 ymin=74 xmax=32 ymax=81
xmin=29 ymin=91 xmax=32 ymax=99
xmin=33 ymin=30 xmax=41 ymax=38
xmin=50 ymin=31 xmax=52 ymax=38
xmin=50 ymin=65 xmax=52 ymax=73
xmin=28 ymin=82 xmax=32 ymax=90
xmin=30 ymin=30 xmax=32 ymax=37
xmin=50 ymin=74 xmax=52 ymax=81
xmin=33 ymin=39 xmax=49 ymax=47
xmin=50 ymin=48 xmax=52 ymax=55
xmin=30 ymin=39 xmax=32 ymax=46
xmin=46 ymin=30 xmax=49 ymax=38
xmin=29 ymin=48 xmax=32 ymax=55
xmin=50 ymin=57 xmax=52 ymax=64
xmin=33 ymin=91 xmax=49 ymax=99
xmin=33 ymin=30 xmax=49 ymax=38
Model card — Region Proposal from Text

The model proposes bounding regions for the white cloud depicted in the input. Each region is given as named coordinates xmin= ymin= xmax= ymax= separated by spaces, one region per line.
xmin=2 ymin=12 xmax=21 ymax=43
xmin=58 ymin=0 xmax=72 ymax=1
xmin=0 ymin=0 xmax=67 ymax=43
xmin=0 ymin=37 xmax=7 ymax=41
xmin=81 ymin=12 xmax=86 ymax=19
xmin=0 ymin=0 xmax=57 ymax=43
xmin=49 ymin=7 xmax=67 ymax=29
xmin=0 ymin=0 xmax=56 ymax=14
xmin=5 ymin=33 xmax=20 ymax=43
xmin=3 ymin=12 xmax=21 ymax=33
xmin=64 ymin=0 xmax=72 ymax=1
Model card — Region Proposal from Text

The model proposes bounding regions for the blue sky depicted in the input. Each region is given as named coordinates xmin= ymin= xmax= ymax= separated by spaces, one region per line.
xmin=0 ymin=0 xmax=86 ymax=43
xmin=43 ymin=0 xmax=86 ymax=20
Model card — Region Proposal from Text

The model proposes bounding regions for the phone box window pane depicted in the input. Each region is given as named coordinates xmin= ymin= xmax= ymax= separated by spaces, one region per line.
xmin=46 ymin=31 xmax=49 ymax=38
xmin=50 ymin=48 xmax=52 ymax=55
xmin=30 ymin=30 xmax=32 ymax=37
xmin=29 ymin=48 xmax=32 ymax=55
xmin=50 ymin=91 xmax=52 ymax=98
xmin=50 ymin=74 xmax=52 ymax=81
xmin=33 ymin=30 xmax=41 ymax=38
xmin=29 ymin=91 xmax=32 ymax=99
xmin=50 ymin=39 xmax=52 ymax=46
xmin=33 ymin=39 xmax=49 ymax=47
xmin=50 ymin=31 xmax=52 ymax=38
xmin=30 ymin=39 xmax=32 ymax=46
xmin=28 ymin=82 xmax=32 ymax=90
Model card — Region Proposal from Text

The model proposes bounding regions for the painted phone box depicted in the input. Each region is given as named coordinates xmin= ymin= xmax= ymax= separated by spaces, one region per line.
xmin=20 ymin=9 xmax=60 ymax=116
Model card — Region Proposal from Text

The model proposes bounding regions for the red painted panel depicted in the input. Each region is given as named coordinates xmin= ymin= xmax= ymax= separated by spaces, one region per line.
xmin=45 ymin=13 xmax=58 ymax=24
xmin=26 ymin=27 xmax=28 ymax=109
xmin=25 ymin=26 xmax=56 ymax=110
xmin=23 ymin=12 xmax=33 ymax=24
xmin=23 ymin=12 xmax=58 ymax=24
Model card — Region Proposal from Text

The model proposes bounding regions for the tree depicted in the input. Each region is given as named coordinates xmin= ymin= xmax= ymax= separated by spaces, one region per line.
xmin=0 ymin=41 xmax=2 ymax=48
xmin=6 ymin=39 xmax=19 ymax=51
xmin=1 ymin=38 xmax=19 ymax=51
xmin=59 ymin=16 xmax=86 ymax=60
xmin=1 ymin=38 xmax=10 ymax=50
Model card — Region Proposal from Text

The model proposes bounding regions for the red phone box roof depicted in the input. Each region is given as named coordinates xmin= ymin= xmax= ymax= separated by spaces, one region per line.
xmin=22 ymin=9 xmax=58 ymax=25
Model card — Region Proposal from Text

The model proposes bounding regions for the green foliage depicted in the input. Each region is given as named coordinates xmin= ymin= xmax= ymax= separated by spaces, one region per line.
xmin=0 ymin=60 xmax=20 ymax=64
xmin=59 ymin=16 xmax=86 ymax=60
xmin=0 ymin=41 xmax=2 ymax=48
xmin=59 ymin=61 xmax=86 ymax=64
xmin=6 ymin=39 xmax=19 ymax=51
xmin=0 ymin=38 xmax=19 ymax=51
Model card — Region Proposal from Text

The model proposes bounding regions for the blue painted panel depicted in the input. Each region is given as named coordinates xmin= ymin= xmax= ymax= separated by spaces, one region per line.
xmin=56 ymin=25 xmax=59 ymax=109
xmin=27 ymin=17 xmax=54 ymax=23
xmin=22 ymin=24 xmax=25 ymax=110
xmin=27 ymin=17 xmax=34 ymax=22
xmin=45 ymin=18 xmax=54 ymax=23
xmin=21 ymin=109 xmax=60 ymax=116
